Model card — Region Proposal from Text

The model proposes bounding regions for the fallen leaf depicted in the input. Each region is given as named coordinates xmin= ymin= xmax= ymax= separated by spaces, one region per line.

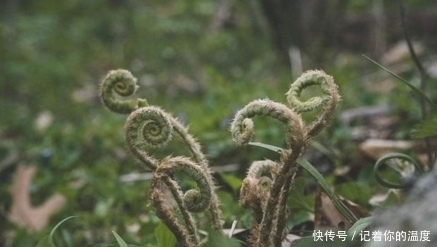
xmin=8 ymin=165 xmax=66 ymax=232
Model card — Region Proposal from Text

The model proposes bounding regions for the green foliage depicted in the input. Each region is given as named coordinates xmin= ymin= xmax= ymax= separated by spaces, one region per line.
xmin=154 ymin=222 xmax=177 ymax=247
xmin=363 ymin=55 xmax=437 ymax=110
xmin=373 ymin=153 xmax=423 ymax=189
xmin=335 ymin=183 xmax=372 ymax=207
xmin=2 ymin=1 xmax=436 ymax=247
xmin=219 ymin=173 xmax=242 ymax=193
xmin=35 ymin=216 xmax=75 ymax=247
xmin=204 ymin=230 xmax=242 ymax=247
xmin=112 ymin=231 xmax=129 ymax=247
xmin=347 ymin=217 xmax=373 ymax=238
xmin=288 ymin=177 xmax=315 ymax=212
xmin=35 ymin=236 xmax=51 ymax=247
xmin=411 ymin=113 xmax=437 ymax=138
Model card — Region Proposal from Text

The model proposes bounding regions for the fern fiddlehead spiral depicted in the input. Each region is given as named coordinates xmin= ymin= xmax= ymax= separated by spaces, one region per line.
xmin=100 ymin=69 xmax=148 ymax=114
xmin=230 ymin=70 xmax=341 ymax=247
xmin=287 ymin=70 xmax=340 ymax=139
xmin=100 ymin=69 xmax=223 ymax=247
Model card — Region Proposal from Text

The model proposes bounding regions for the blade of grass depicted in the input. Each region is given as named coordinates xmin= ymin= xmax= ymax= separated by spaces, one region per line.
xmin=347 ymin=216 xmax=373 ymax=238
xmin=248 ymin=142 xmax=283 ymax=153
xmin=112 ymin=231 xmax=129 ymax=247
xmin=297 ymin=158 xmax=358 ymax=225
xmin=362 ymin=54 xmax=437 ymax=111
xmin=48 ymin=216 xmax=76 ymax=246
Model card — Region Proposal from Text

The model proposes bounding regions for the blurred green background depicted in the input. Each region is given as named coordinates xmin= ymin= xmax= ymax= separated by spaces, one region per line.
xmin=1 ymin=0 xmax=436 ymax=246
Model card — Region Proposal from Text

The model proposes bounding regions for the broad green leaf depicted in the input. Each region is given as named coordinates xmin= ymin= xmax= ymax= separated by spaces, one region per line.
xmin=347 ymin=217 xmax=373 ymax=238
xmin=155 ymin=222 xmax=176 ymax=247
xmin=204 ymin=230 xmax=241 ymax=247
xmin=335 ymin=182 xmax=372 ymax=206
xmin=380 ymin=190 xmax=400 ymax=207
xmin=362 ymin=54 xmax=437 ymax=110
xmin=219 ymin=173 xmax=242 ymax=192
xmin=35 ymin=235 xmax=50 ymax=247
xmin=286 ymin=211 xmax=312 ymax=230
xmin=288 ymin=177 xmax=315 ymax=212
xmin=291 ymin=235 xmax=352 ymax=247
xmin=290 ymin=236 xmax=315 ymax=247
xmin=411 ymin=114 xmax=437 ymax=138
xmin=112 ymin=231 xmax=128 ymax=247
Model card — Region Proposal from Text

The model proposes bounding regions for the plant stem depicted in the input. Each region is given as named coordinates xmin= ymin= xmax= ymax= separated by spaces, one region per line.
xmin=399 ymin=0 xmax=434 ymax=168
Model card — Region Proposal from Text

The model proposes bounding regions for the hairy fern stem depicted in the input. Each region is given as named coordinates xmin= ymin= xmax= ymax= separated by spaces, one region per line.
xmin=230 ymin=70 xmax=341 ymax=247
xmin=101 ymin=69 xmax=223 ymax=247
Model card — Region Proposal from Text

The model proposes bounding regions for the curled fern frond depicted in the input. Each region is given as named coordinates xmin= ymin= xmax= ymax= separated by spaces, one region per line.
xmin=240 ymin=159 xmax=279 ymax=244
xmin=100 ymin=69 xmax=148 ymax=114
xmin=230 ymin=99 xmax=306 ymax=151
xmin=230 ymin=70 xmax=342 ymax=247
xmin=150 ymin=157 xmax=215 ymax=247
xmin=101 ymin=69 xmax=223 ymax=247
xmin=124 ymin=106 xmax=172 ymax=170
xmin=160 ymin=157 xmax=213 ymax=213
xmin=286 ymin=70 xmax=340 ymax=138
xmin=124 ymin=106 xmax=223 ymax=235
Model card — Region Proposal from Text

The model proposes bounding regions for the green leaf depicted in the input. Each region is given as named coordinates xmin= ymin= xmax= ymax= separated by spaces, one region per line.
xmin=204 ymin=230 xmax=241 ymax=247
xmin=112 ymin=231 xmax=128 ymax=247
xmin=362 ymin=54 xmax=437 ymax=111
xmin=36 ymin=216 xmax=76 ymax=247
xmin=297 ymin=158 xmax=358 ymax=225
xmin=291 ymin=235 xmax=352 ymax=247
xmin=248 ymin=142 xmax=283 ymax=153
xmin=288 ymin=177 xmax=315 ymax=212
xmin=411 ymin=114 xmax=437 ymax=138
xmin=48 ymin=216 xmax=76 ymax=247
xmin=380 ymin=190 xmax=400 ymax=207
xmin=335 ymin=182 xmax=372 ymax=206
xmin=219 ymin=173 xmax=242 ymax=192
xmin=155 ymin=222 xmax=176 ymax=247
xmin=347 ymin=217 xmax=373 ymax=238
xmin=35 ymin=235 xmax=50 ymax=247
xmin=286 ymin=211 xmax=312 ymax=230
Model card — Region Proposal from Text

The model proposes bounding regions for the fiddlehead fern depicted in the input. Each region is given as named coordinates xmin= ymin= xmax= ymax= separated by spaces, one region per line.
xmin=125 ymin=106 xmax=173 ymax=170
xmin=150 ymin=157 xmax=214 ymax=247
xmin=100 ymin=69 xmax=223 ymax=247
xmin=240 ymin=160 xmax=279 ymax=236
xmin=100 ymin=69 xmax=148 ymax=114
xmin=231 ymin=99 xmax=306 ymax=150
xmin=286 ymin=70 xmax=340 ymax=139
xmin=230 ymin=70 xmax=342 ymax=247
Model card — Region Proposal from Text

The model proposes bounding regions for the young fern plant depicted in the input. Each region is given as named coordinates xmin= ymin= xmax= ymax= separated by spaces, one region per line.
xmin=100 ymin=69 xmax=358 ymax=247
xmin=230 ymin=70 xmax=358 ymax=247
xmin=100 ymin=69 xmax=223 ymax=247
